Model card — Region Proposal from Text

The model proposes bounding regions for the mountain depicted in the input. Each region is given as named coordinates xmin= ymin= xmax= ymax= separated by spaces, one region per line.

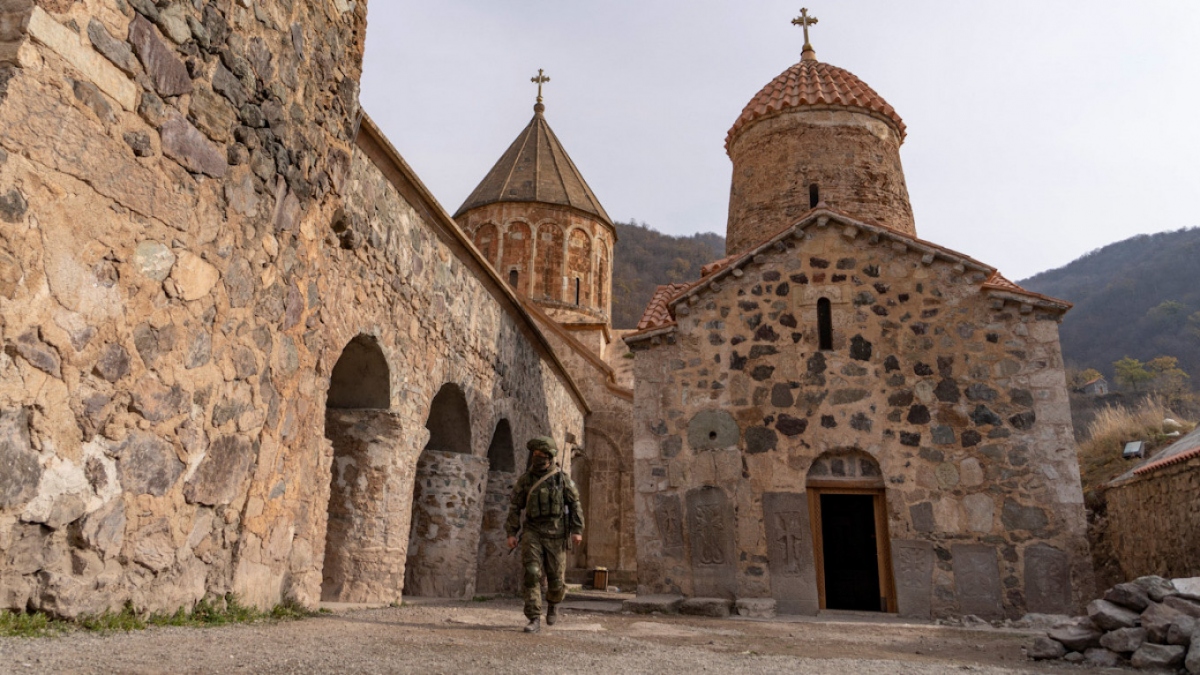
xmin=611 ymin=221 xmax=725 ymax=330
xmin=1020 ymin=227 xmax=1200 ymax=385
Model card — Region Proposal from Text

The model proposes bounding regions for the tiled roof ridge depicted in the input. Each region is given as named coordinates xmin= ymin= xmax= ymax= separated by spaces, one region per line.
xmin=1133 ymin=445 xmax=1200 ymax=476
xmin=726 ymin=59 xmax=906 ymax=153
xmin=626 ymin=206 xmax=1073 ymax=343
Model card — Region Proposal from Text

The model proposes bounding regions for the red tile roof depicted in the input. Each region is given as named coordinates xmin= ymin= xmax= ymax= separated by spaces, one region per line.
xmin=726 ymin=59 xmax=905 ymax=152
xmin=982 ymin=271 xmax=1074 ymax=309
xmin=1134 ymin=446 xmax=1200 ymax=475
xmin=634 ymin=283 xmax=691 ymax=332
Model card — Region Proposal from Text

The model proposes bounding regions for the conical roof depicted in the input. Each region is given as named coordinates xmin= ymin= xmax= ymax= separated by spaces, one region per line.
xmin=454 ymin=110 xmax=611 ymax=224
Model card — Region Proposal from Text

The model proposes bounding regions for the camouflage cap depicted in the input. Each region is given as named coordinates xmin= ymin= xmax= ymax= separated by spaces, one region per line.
xmin=526 ymin=436 xmax=557 ymax=457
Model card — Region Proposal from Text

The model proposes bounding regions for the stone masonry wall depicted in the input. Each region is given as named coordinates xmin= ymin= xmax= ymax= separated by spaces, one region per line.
xmin=726 ymin=109 xmax=914 ymax=256
xmin=0 ymin=0 xmax=585 ymax=617
xmin=404 ymin=449 xmax=489 ymax=599
xmin=629 ymin=223 xmax=1091 ymax=619
xmin=1104 ymin=459 xmax=1200 ymax=581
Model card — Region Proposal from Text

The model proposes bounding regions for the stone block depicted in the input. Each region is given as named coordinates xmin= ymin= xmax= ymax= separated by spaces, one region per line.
xmin=1130 ymin=643 xmax=1184 ymax=670
xmin=1164 ymin=595 xmax=1200 ymax=618
xmin=680 ymin=597 xmax=732 ymax=617
xmin=892 ymin=539 xmax=934 ymax=620
xmin=1133 ymin=575 xmax=1177 ymax=602
xmin=160 ymin=113 xmax=227 ymax=178
xmin=185 ymin=435 xmax=255 ymax=506
xmin=1047 ymin=619 xmax=1103 ymax=652
xmin=1173 ymin=577 xmax=1200 ymax=601
xmin=1027 ymin=636 xmax=1065 ymax=660
xmin=686 ymin=409 xmax=739 ymax=450
xmin=686 ymin=486 xmax=736 ymax=598
xmin=1141 ymin=601 xmax=1185 ymax=644
xmin=1105 ymin=582 xmax=1151 ymax=612
xmin=653 ymin=493 xmax=683 ymax=556
xmin=86 ymin=18 xmax=138 ymax=76
xmin=1187 ymin=631 xmax=1200 ymax=674
xmin=134 ymin=240 xmax=175 ymax=281
xmin=26 ymin=7 xmax=137 ymax=110
xmin=1088 ymin=599 xmax=1141 ymax=631
xmin=1166 ymin=616 xmax=1196 ymax=646
xmin=115 ymin=431 xmax=184 ymax=497
xmin=763 ymin=491 xmax=818 ymax=615
xmin=953 ymin=544 xmax=1003 ymax=619
xmin=1024 ymin=543 xmax=1071 ymax=614
xmin=623 ymin=594 xmax=683 ymax=614
xmin=128 ymin=14 xmax=191 ymax=97
xmin=1099 ymin=626 xmax=1146 ymax=654
xmin=735 ymin=597 xmax=776 ymax=618
xmin=69 ymin=498 xmax=125 ymax=559
xmin=0 ymin=408 xmax=39 ymax=509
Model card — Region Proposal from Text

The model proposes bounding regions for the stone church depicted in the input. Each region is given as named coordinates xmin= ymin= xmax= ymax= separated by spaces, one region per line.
xmin=623 ymin=20 xmax=1093 ymax=619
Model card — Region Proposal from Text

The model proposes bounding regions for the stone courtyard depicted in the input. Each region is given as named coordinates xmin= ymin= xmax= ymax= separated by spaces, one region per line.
xmin=0 ymin=597 xmax=1077 ymax=674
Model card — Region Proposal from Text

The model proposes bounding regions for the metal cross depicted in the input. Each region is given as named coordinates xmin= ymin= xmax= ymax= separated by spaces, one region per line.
xmin=791 ymin=8 xmax=819 ymax=51
xmin=531 ymin=69 xmax=551 ymax=105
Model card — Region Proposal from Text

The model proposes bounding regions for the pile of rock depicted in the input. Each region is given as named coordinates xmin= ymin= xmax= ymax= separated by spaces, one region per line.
xmin=1028 ymin=576 xmax=1200 ymax=671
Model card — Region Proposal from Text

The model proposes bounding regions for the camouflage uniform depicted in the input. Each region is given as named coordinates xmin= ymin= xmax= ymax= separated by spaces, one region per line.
xmin=505 ymin=437 xmax=584 ymax=623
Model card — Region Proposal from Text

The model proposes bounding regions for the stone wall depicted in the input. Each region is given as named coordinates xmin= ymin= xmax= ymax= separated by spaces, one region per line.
xmin=457 ymin=201 xmax=615 ymax=325
xmin=475 ymin=468 xmax=520 ymax=594
xmin=627 ymin=215 xmax=1091 ymax=619
xmin=0 ymin=0 xmax=586 ymax=617
xmin=404 ymin=449 xmax=489 ymax=599
xmin=726 ymin=109 xmax=913 ymax=256
xmin=1104 ymin=458 xmax=1200 ymax=581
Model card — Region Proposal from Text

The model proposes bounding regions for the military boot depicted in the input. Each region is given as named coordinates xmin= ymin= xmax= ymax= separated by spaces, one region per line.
xmin=545 ymin=603 xmax=559 ymax=626
xmin=523 ymin=617 xmax=541 ymax=633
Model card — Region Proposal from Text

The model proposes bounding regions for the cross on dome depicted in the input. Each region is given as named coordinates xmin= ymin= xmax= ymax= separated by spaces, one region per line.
xmin=791 ymin=8 xmax=819 ymax=60
xmin=531 ymin=68 xmax=550 ymax=113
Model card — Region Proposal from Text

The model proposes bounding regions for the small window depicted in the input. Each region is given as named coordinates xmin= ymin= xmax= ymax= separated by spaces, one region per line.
xmin=575 ymin=278 xmax=581 ymax=305
xmin=809 ymin=183 xmax=820 ymax=209
xmin=817 ymin=298 xmax=833 ymax=350
xmin=508 ymin=269 xmax=518 ymax=287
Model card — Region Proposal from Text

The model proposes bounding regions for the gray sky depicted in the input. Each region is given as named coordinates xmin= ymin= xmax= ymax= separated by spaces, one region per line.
xmin=360 ymin=2 xmax=1200 ymax=281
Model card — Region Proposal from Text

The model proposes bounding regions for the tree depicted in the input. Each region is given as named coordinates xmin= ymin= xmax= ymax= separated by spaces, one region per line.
xmin=1113 ymin=357 xmax=1154 ymax=392
xmin=1146 ymin=300 xmax=1189 ymax=326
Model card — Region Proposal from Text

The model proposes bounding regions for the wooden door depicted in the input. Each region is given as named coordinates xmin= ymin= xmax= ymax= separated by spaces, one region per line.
xmin=807 ymin=486 xmax=897 ymax=613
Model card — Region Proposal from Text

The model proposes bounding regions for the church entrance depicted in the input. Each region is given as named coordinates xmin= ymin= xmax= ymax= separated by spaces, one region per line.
xmin=806 ymin=450 xmax=897 ymax=613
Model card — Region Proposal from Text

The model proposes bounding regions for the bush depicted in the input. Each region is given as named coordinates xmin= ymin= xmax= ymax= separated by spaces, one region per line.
xmin=1076 ymin=395 xmax=1196 ymax=492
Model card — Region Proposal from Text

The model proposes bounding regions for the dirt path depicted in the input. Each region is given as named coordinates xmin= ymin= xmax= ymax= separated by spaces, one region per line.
xmin=0 ymin=598 xmax=1109 ymax=674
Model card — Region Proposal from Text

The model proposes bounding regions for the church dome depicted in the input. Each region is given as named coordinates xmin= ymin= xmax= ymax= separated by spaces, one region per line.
xmin=725 ymin=58 xmax=906 ymax=152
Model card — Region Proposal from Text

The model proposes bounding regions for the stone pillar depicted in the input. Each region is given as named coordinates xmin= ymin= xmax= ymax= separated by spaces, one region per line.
xmin=403 ymin=449 xmax=489 ymax=599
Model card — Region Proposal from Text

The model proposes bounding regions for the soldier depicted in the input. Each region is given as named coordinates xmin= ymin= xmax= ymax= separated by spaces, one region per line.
xmin=505 ymin=436 xmax=583 ymax=633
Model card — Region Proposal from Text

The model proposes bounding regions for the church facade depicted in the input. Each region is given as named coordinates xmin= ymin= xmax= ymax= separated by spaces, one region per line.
xmin=624 ymin=25 xmax=1093 ymax=619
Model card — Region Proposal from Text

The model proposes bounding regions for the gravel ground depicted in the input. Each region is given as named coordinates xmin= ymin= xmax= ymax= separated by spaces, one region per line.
xmin=0 ymin=598 xmax=1109 ymax=674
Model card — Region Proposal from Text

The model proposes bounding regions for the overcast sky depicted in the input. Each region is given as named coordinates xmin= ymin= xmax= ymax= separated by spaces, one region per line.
xmin=359 ymin=2 xmax=1200 ymax=281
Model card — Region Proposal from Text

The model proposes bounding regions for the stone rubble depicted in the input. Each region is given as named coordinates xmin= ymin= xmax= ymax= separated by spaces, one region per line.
xmin=1029 ymin=575 xmax=1200 ymax=672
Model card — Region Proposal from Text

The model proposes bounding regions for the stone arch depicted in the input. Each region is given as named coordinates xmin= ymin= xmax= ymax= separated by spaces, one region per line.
xmin=580 ymin=426 xmax=632 ymax=572
xmin=566 ymin=227 xmax=592 ymax=308
xmin=486 ymin=419 xmax=515 ymax=473
xmin=327 ymin=334 xmax=390 ymax=409
xmin=535 ymin=222 xmax=564 ymax=301
xmin=321 ymin=334 xmax=404 ymax=603
xmin=474 ymin=222 xmax=500 ymax=268
xmin=806 ymin=448 xmax=884 ymax=486
xmin=424 ymin=383 xmax=471 ymax=454
xmin=405 ymin=382 xmax=488 ymax=598
xmin=501 ymin=220 xmax=532 ymax=295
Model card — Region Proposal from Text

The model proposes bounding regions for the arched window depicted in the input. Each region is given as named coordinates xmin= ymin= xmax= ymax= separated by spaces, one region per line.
xmin=328 ymin=335 xmax=390 ymax=409
xmin=809 ymin=183 xmax=820 ymax=209
xmin=486 ymin=419 xmax=515 ymax=473
xmin=508 ymin=269 xmax=518 ymax=287
xmin=817 ymin=298 xmax=833 ymax=350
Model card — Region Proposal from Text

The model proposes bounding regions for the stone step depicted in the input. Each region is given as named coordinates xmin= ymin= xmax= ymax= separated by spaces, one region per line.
xmin=566 ymin=568 xmax=637 ymax=589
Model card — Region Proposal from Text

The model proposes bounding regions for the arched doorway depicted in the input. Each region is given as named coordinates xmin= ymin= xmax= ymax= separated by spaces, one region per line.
xmin=404 ymin=383 xmax=488 ymax=598
xmin=322 ymin=334 xmax=405 ymax=603
xmin=475 ymin=419 xmax=520 ymax=594
xmin=806 ymin=449 xmax=896 ymax=612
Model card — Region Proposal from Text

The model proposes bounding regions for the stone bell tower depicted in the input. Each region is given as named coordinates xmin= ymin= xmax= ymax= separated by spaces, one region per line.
xmin=724 ymin=8 xmax=915 ymax=256
xmin=454 ymin=70 xmax=617 ymax=356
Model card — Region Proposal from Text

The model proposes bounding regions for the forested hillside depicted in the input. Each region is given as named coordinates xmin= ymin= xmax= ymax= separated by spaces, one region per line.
xmin=1020 ymin=227 xmax=1200 ymax=388
xmin=611 ymin=221 xmax=725 ymax=329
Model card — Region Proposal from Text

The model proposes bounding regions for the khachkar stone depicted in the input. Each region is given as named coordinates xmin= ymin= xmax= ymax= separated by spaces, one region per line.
xmin=686 ymin=486 xmax=736 ymax=597
xmin=654 ymin=493 xmax=684 ymax=557
xmin=952 ymin=544 xmax=1003 ymax=618
xmin=763 ymin=492 xmax=818 ymax=614
xmin=892 ymin=539 xmax=934 ymax=619
xmin=1024 ymin=543 xmax=1072 ymax=614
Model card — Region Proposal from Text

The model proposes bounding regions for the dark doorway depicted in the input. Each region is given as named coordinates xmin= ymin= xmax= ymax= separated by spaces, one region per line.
xmin=486 ymin=419 xmax=515 ymax=473
xmin=819 ymin=493 xmax=882 ymax=611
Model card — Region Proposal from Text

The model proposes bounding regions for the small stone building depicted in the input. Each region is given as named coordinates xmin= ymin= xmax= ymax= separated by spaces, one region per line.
xmin=454 ymin=97 xmax=637 ymax=581
xmin=625 ymin=38 xmax=1093 ymax=619
xmin=0 ymin=0 xmax=587 ymax=617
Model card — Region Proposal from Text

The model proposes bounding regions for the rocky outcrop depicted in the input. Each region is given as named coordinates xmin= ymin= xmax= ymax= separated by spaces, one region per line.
xmin=1030 ymin=575 xmax=1200 ymax=672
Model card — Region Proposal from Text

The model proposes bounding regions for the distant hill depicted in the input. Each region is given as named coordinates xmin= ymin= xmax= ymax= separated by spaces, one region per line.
xmin=1020 ymin=227 xmax=1200 ymax=386
xmin=611 ymin=221 xmax=725 ymax=329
